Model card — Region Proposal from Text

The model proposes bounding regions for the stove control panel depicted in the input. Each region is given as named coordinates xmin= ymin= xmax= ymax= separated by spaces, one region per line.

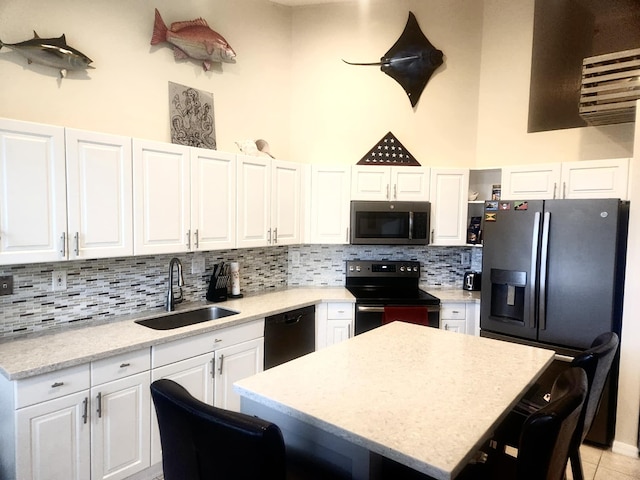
xmin=346 ymin=260 xmax=420 ymax=278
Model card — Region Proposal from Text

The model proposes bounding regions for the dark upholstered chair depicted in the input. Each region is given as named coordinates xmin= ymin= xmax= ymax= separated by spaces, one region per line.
xmin=567 ymin=332 xmax=619 ymax=480
xmin=493 ymin=332 xmax=619 ymax=480
xmin=150 ymin=378 xmax=286 ymax=480
xmin=459 ymin=367 xmax=588 ymax=480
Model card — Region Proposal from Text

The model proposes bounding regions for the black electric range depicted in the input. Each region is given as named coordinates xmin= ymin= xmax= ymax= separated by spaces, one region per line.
xmin=345 ymin=260 xmax=441 ymax=335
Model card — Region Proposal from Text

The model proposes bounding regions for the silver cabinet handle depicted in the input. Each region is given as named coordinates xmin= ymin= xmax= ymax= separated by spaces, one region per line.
xmin=267 ymin=228 xmax=272 ymax=244
xmin=82 ymin=397 xmax=88 ymax=424
xmin=96 ymin=392 xmax=102 ymax=418
xmin=346 ymin=228 xmax=349 ymax=243
xmin=194 ymin=229 xmax=199 ymax=249
xmin=214 ymin=338 xmax=223 ymax=344
xmin=74 ymin=232 xmax=79 ymax=256
xmin=60 ymin=232 xmax=66 ymax=257
xmin=273 ymin=227 xmax=278 ymax=244
xmin=51 ymin=381 xmax=64 ymax=388
xmin=553 ymin=182 xmax=557 ymax=199
xmin=186 ymin=230 xmax=191 ymax=249
xmin=562 ymin=181 xmax=567 ymax=199
xmin=430 ymin=229 xmax=435 ymax=243
xmin=393 ymin=184 xmax=397 ymax=200
xmin=119 ymin=363 xmax=130 ymax=368
xmin=218 ymin=354 xmax=224 ymax=375
xmin=210 ymin=358 xmax=215 ymax=378
xmin=386 ymin=184 xmax=390 ymax=200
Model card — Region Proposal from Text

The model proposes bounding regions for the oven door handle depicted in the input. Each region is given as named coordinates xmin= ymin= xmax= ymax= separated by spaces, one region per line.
xmin=356 ymin=305 xmax=440 ymax=313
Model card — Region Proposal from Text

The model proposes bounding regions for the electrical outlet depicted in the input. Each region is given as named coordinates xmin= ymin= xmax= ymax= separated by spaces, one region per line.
xmin=461 ymin=252 xmax=470 ymax=265
xmin=0 ymin=275 xmax=13 ymax=296
xmin=52 ymin=271 xmax=67 ymax=291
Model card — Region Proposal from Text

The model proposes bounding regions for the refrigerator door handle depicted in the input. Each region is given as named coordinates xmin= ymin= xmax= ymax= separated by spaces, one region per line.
xmin=539 ymin=211 xmax=551 ymax=330
xmin=529 ymin=211 xmax=541 ymax=329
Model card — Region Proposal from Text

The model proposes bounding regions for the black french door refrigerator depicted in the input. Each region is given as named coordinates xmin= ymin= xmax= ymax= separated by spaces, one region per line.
xmin=480 ymin=198 xmax=629 ymax=446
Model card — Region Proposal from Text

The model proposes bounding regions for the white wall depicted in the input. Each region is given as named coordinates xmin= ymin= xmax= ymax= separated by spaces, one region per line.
xmin=0 ymin=0 xmax=293 ymax=157
xmin=289 ymin=0 xmax=484 ymax=167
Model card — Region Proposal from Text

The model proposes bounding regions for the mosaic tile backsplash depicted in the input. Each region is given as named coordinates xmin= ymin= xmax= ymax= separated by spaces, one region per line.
xmin=0 ymin=245 xmax=481 ymax=339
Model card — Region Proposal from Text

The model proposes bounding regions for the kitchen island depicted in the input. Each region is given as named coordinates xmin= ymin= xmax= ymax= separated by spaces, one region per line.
xmin=235 ymin=321 xmax=555 ymax=480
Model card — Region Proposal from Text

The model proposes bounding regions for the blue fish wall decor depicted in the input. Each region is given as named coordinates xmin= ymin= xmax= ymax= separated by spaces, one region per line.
xmin=343 ymin=12 xmax=444 ymax=108
xmin=0 ymin=31 xmax=94 ymax=78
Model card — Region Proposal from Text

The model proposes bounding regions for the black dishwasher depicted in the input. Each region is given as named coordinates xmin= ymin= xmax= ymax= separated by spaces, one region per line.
xmin=264 ymin=305 xmax=315 ymax=369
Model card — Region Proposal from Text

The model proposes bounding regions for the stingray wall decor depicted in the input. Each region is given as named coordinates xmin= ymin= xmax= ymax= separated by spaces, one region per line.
xmin=343 ymin=12 xmax=444 ymax=108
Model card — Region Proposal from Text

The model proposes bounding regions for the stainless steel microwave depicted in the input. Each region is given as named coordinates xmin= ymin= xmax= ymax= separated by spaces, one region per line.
xmin=350 ymin=201 xmax=431 ymax=245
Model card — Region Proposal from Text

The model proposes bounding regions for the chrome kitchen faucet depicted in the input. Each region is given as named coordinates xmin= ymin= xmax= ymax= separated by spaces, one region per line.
xmin=166 ymin=257 xmax=184 ymax=311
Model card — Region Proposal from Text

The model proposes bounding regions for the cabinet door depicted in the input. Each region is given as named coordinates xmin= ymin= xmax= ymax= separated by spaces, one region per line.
xmin=91 ymin=372 xmax=150 ymax=480
xmin=351 ymin=166 xmax=391 ymax=200
xmin=150 ymin=353 xmax=214 ymax=466
xmin=66 ymin=129 xmax=133 ymax=260
xmin=429 ymin=168 xmax=469 ymax=246
xmin=441 ymin=320 xmax=466 ymax=334
xmin=561 ymin=158 xmax=629 ymax=199
xmin=310 ymin=165 xmax=351 ymax=244
xmin=0 ymin=119 xmax=67 ymax=264
xmin=16 ymin=390 xmax=91 ymax=480
xmin=133 ymin=139 xmax=191 ymax=255
xmin=236 ymin=155 xmax=271 ymax=248
xmin=501 ymin=163 xmax=561 ymax=200
xmin=214 ymin=337 xmax=264 ymax=412
xmin=326 ymin=319 xmax=352 ymax=346
xmin=191 ymin=148 xmax=236 ymax=250
xmin=391 ymin=167 xmax=430 ymax=201
xmin=271 ymin=160 xmax=301 ymax=245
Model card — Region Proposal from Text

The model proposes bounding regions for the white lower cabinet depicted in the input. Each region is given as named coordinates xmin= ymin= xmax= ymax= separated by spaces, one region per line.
xmin=16 ymin=390 xmax=91 ymax=480
xmin=0 ymin=351 xmax=151 ymax=480
xmin=90 ymin=372 xmax=150 ymax=480
xmin=439 ymin=302 xmax=480 ymax=336
xmin=213 ymin=337 xmax=264 ymax=411
xmin=149 ymin=319 xmax=264 ymax=467
xmin=316 ymin=302 xmax=354 ymax=349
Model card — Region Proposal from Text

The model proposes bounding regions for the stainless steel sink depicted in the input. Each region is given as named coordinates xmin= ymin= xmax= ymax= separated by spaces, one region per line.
xmin=135 ymin=306 xmax=239 ymax=330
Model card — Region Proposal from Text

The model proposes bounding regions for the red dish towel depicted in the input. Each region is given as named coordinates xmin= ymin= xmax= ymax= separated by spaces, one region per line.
xmin=382 ymin=306 xmax=430 ymax=326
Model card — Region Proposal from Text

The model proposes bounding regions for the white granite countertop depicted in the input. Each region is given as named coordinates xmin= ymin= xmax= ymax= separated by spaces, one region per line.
xmin=235 ymin=322 xmax=554 ymax=480
xmin=423 ymin=286 xmax=481 ymax=303
xmin=0 ymin=287 xmax=354 ymax=381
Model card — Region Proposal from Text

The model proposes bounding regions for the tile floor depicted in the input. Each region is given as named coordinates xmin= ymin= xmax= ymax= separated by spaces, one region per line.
xmin=567 ymin=445 xmax=640 ymax=480
xmin=149 ymin=446 xmax=639 ymax=479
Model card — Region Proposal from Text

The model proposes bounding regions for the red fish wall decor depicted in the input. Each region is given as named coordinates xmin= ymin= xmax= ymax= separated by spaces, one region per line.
xmin=151 ymin=9 xmax=236 ymax=71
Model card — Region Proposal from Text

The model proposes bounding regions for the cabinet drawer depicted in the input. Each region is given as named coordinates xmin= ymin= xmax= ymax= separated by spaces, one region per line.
xmin=327 ymin=303 xmax=353 ymax=320
xmin=152 ymin=319 xmax=264 ymax=368
xmin=91 ymin=349 xmax=150 ymax=386
xmin=16 ymin=364 xmax=90 ymax=409
xmin=441 ymin=303 xmax=466 ymax=320
xmin=152 ymin=331 xmax=215 ymax=368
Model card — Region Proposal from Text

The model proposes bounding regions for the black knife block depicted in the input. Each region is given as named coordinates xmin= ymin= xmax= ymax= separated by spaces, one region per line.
xmin=206 ymin=275 xmax=228 ymax=302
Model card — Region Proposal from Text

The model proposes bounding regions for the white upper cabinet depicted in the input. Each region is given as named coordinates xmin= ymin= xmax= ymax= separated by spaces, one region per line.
xmin=0 ymin=119 xmax=67 ymax=264
xmin=501 ymin=159 xmax=629 ymax=200
xmin=351 ymin=165 xmax=429 ymax=201
xmin=271 ymin=159 xmax=302 ymax=245
xmin=191 ymin=148 xmax=236 ymax=250
xmin=310 ymin=165 xmax=351 ymax=244
xmin=501 ymin=163 xmax=562 ymax=200
xmin=65 ymin=129 xmax=133 ymax=260
xmin=236 ymin=156 xmax=301 ymax=248
xmin=429 ymin=168 xmax=469 ymax=246
xmin=133 ymin=139 xmax=191 ymax=255
xmin=561 ymin=158 xmax=629 ymax=199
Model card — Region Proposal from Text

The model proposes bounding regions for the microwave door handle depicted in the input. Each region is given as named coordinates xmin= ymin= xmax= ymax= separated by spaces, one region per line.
xmin=409 ymin=211 xmax=414 ymax=240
